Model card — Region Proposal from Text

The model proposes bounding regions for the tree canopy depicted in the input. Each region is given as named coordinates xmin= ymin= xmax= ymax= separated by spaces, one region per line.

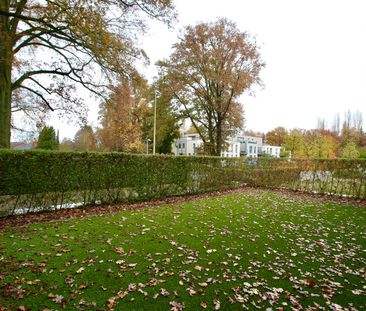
xmin=98 ymin=79 xmax=148 ymax=153
xmin=158 ymin=18 xmax=264 ymax=156
xmin=143 ymin=78 xmax=180 ymax=154
xmin=36 ymin=126 xmax=58 ymax=150
xmin=284 ymin=128 xmax=304 ymax=157
xmin=266 ymin=127 xmax=287 ymax=146
xmin=0 ymin=0 xmax=176 ymax=148
xmin=341 ymin=141 xmax=360 ymax=159
xmin=97 ymin=77 xmax=180 ymax=154
xmin=74 ymin=125 xmax=97 ymax=151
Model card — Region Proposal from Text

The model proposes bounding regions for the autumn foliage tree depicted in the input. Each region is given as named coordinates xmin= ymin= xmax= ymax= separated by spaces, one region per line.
xmin=284 ymin=128 xmax=304 ymax=157
xmin=266 ymin=126 xmax=287 ymax=146
xmin=341 ymin=142 xmax=360 ymax=159
xmin=73 ymin=125 xmax=97 ymax=151
xmin=98 ymin=79 xmax=147 ymax=153
xmin=292 ymin=130 xmax=337 ymax=159
xmin=0 ymin=0 xmax=176 ymax=148
xmin=267 ymin=127 xmax=340 ymax=159
xmin=158 ymin=18 xmax=264 ymax=156
xmin=309 ymin=131 xmax=338 ymax=159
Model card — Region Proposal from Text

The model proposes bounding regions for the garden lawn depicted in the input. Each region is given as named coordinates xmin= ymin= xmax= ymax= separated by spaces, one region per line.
xmin=0 ymin=190 xmax=365 ymax=310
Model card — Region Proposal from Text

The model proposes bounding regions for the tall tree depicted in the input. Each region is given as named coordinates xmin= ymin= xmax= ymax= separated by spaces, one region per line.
xmin=158 ymin=18 xmax=264 ymax=156
xmin=316 ymin=118 xmax=326 ymax=131
xmin=284 ymin=128 xmax=303 ymax=157
xmin=142 ymin=79 xmax=180 ymax=154
xmin=98 ymin=79 xmax=147 ymax=153
xmin=73 ymin=125 xmax=96 ymax=151
xmin=352 ymin=110 xmax=363 ymax=132
xmin=0 ymin=0 xmax=176 ymax=148
xmin=343 ymin=110 xmax=352 ymax=130
xmin=331 ymin=113 xmax=341 ymax=135
xmin=36 ymin=126 xmax=58 ymax=150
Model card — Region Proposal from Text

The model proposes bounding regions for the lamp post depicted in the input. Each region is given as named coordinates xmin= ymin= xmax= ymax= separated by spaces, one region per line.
xmin=146 ymin=138 xmax=151 ymax=154
xmin=153 ymin=88 xmax=157 ymax=155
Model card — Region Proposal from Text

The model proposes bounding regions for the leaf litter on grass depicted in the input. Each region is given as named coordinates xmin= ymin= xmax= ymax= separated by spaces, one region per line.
xmin=0 ymin=190 xmax=365 ymax=310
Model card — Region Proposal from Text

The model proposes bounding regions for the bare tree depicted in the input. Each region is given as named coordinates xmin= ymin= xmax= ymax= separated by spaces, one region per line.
xmin=316 ymin=118 xmax=326 ymax=131
xmin=352 ymin=110 xmax=363 ymax=132
xmin=331 ymin=113 xmax=340 ymax=135
xmin=343 ymin=110 xmax=352 ymax=130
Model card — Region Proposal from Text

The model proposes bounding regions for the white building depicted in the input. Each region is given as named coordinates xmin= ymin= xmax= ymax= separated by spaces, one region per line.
xmin=234 ymin=136 xmax=262 ymax=157
xmin=172 ymin=133 xmax=203 ymax=156
xmin=172 ymin=133 xmax=282 ymax=158
xmin=220 ymin=140 xmax=241 ymax=158
xmin=260 ymin=145 xmax=282 ymax=158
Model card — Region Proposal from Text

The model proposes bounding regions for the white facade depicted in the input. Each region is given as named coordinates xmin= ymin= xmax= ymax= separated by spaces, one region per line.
xmin=234 ymin=136 xmax=263 ymax=158
xmin=260 ymin=145 xmax=282 ymax=158
xmin=172 ymin=133 xmax=203 ymax=156
xmin=220 ymin=141 xmax=241 ymax=158
xmin=172 ymin=133 xmax=282 ymax=158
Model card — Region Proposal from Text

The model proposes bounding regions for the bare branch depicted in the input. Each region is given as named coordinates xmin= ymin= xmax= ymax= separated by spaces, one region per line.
xmin=19 ymin=85 xmax=55 ymax=111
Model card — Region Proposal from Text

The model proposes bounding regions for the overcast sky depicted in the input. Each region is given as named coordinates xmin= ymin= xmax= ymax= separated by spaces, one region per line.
xmin=57 ymin=0 xmax=366 ymax=139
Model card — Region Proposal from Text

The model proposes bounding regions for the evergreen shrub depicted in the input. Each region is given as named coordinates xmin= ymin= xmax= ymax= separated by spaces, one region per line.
xmin=0 ymin=150 xmax=365 ymax=216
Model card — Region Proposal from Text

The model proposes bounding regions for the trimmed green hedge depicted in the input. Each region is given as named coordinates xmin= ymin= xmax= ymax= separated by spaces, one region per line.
xmin=251 ymin=158 xmax=366 ymax=198
xmin=0 ymin=150 xmax=365 ymax=216
xmin=0 ymin=150 xmax=249 ymax=216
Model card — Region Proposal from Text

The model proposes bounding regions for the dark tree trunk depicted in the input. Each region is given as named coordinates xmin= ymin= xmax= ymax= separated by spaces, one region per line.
xmin=206 ymin=124 xmax=215 ymax=156
xmin=0 ymin=0 xmax=12 ymax=148
xmin=215 ymin=117 xmax=222 ymax=156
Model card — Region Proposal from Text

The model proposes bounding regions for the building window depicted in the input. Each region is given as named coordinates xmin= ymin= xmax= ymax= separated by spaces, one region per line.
xmin=249 ymin=146 xmax=252 ymax=153
xmin=178 ymin=143 xmax=181 ymax=148
xmin=182 ymin=143 xmax=185 ymax=148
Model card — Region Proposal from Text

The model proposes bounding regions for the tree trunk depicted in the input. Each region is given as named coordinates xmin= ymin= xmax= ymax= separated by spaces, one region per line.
xmin=0 ymin=0 xmax=12 ymax=148
xmin=206 ymin=124 xmax=215 ymax=156
xmin=215 ymin=118 xmax=222 ymax=156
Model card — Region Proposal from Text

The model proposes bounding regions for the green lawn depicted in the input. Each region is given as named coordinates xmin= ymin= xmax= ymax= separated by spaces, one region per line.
xmin=1 ymin=190 xmax=365 ymax=310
